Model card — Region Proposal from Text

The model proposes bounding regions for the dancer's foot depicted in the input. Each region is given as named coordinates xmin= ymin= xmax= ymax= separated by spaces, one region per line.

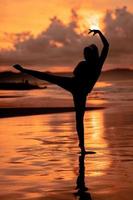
xmin=80 ymin=147 xmax=96 ymax=154
xmin=80 ymin=147 xmax=86 ymax=154
xmin=80 ymin=150 xmax=96 ymax=154
xmin=13 ymin=64 xmax=25 ymax=72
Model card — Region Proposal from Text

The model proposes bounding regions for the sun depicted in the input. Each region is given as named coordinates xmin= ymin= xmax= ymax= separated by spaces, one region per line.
xmin=88 ymin=15 xmax=100 ymax=30
xmin=78 ymin=11 xmax=103 ymax=33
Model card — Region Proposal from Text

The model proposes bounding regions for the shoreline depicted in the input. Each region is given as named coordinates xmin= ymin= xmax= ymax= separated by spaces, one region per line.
xmin=0 ymin=106 xmax=105 ymax=118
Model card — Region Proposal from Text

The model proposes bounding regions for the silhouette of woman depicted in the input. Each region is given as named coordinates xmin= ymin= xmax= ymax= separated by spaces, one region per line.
xmin=13 ymin=29 xmax=109 ymax=154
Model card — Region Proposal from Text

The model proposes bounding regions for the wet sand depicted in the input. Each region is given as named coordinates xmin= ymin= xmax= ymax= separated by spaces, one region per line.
xmin=0 ymin=105 xmax=133 ymax=200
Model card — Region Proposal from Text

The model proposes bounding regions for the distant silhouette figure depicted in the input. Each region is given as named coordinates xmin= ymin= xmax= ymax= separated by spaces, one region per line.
xmin=13 ymin=29 xmax=109 ymax=154
xmin=74 ymin=154 xmax=92 ymax=200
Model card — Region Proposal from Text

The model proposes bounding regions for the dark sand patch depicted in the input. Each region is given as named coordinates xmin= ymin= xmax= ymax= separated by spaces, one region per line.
xmin=0 ymin=106 xmax=105 ymax=118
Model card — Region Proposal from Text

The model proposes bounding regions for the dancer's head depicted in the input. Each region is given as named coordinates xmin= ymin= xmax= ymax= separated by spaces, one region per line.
xmin=84 ymin=44 xmax=99 ymax=64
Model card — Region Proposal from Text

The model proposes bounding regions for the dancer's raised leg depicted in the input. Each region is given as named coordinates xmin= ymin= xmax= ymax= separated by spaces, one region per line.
xmin=13 ymin=64 xmax=73 ymax=92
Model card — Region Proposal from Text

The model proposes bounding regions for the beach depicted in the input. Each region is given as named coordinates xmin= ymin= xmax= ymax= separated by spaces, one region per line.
xmin=0 ymin=80 xmax=133 ymax=200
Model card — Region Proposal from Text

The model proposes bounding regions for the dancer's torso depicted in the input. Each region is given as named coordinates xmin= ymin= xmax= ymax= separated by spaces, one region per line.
xmin=73 ymin=61 xmax=101 ymax=95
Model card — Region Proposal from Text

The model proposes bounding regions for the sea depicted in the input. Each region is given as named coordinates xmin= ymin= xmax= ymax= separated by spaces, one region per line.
xmin=0 ymin=79 xmax=133 ymax=108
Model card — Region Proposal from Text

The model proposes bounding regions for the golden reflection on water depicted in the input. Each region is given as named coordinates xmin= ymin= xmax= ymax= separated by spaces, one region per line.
xmin=0 ymin=110 xmax=112 ymax=199
xmin=95 ymin=81 xmax=112 ymax=88
xmin=0 ymin=113 xmax=77 ymax=198
xmin=84 ymin=110 xmax=111 ymax=177
xmin=87 ymin=81 xmax=112 ymax=106
xmin=86 ymin=111 xmax=108 ymax=148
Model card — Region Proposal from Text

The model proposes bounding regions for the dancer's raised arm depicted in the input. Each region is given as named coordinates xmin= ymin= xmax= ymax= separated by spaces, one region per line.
xmin=89 ymin=29 xmax=109 ymax=70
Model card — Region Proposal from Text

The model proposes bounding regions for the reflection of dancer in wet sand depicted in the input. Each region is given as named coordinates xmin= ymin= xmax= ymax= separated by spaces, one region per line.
xmin=75 ymin=154 xmax=92 ymax=200
xmin=13 ymin=29 xmax=109 ymax=154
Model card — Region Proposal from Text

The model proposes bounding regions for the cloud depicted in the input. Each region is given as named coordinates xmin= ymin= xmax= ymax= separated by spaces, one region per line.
xmin=104 ymin=6 xmax=133 ymax=66
xmin=0 ymin=7 xmax=133 ymax=70
xmin=0 ymin=11 xmax=91 ymax=69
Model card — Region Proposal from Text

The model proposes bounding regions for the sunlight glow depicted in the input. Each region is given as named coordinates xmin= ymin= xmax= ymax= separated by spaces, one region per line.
xmin=88 ymin=15 xmax=100 ymax=30
xmin=85 ymin=110 xmax=111 ymax=177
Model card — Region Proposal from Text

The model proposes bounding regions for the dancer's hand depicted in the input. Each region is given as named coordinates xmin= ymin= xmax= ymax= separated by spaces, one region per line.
xmin=88 ymin=29 xmax=101 ymax=36
xmin=13 ymin=64 xmax=25 ymax=72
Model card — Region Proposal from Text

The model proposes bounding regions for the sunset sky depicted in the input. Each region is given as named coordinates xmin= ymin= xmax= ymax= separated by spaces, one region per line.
xmin=0 ymin=0 xmax=133 ymax=71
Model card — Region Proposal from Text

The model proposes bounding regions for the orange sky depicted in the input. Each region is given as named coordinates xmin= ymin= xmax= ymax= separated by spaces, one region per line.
xmin=1 ymin=0 xmax=133 ymax=48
